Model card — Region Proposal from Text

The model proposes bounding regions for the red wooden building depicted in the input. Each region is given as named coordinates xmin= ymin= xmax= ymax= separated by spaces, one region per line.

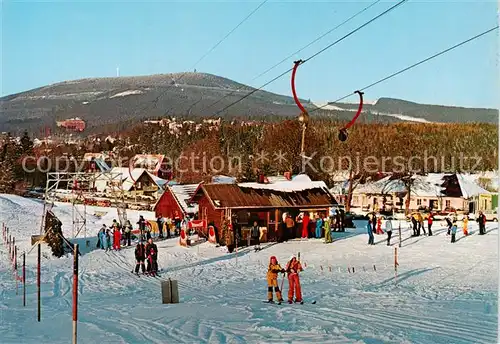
xmin=154 ymin=184 xmax=199 ymax=219
xmin=189 ymin=179 xmax=337 ymax=242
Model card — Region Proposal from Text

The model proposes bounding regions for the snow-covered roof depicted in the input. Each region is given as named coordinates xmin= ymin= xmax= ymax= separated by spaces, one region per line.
xmin=239 ymin=174 xmax=329 ymax=192
xmin=168 ymin=184 xmax=199 ymax=214
xmin=212 ymin=175 xmax=237 ymax=184
xmin=99 ymin=167 xmax=167 ymax=191
xmin=353 ymin=173 xmax=492 ymax=199
xmin=354 ymin=174 xmax=446 ymax=197
xmin=456 ymin=174 xmax=491 ymax=198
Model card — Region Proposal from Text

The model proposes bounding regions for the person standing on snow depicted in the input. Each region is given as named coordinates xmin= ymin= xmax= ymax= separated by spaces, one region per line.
xmin=105 ymin=229 xmax=112 ymax=251
xmin=134 ymin=241 xmax=146 ymax=274
xmin=372 ymin=213 xmax=377 ymax=233
xmin=376 ymin=217 xmax=384 ymax=235
xmin=113 ymin=226 xmax=121 ymax=250
xmin=463 ymin=215 xmax=469 ymax=236
xmin=367 ymin=221 xmax=374 ymax=245
xmin=324 ymin=217 xmax=332 ymax=243
xmin=315 ymin=214 xmax=323 ymax=239
xmin=301 ymin=212 xmax=310 ymax=239
xmin=145 ymin=238 xmax=158 ymax=275
xmin=417 ymin=212 xmax=426 ymax=235
xmin=98 ymin=225 xmax=106 ymax=250
xmin=156 ymin=215 xmax=164 ymax=239
xmin=137 ymin=215 xmax=146 ymax=242
xmin=285 ymin=255 xmax=303 ymax=304
xmin=427 ymin=213 xmax=434 ymax=236
xmin=411 ymin=214 xmax=419 ymax=236
xmin=251 ymin=221 xmax=261 ymax=251
xmin=266 ymin=256 xmax=285 ymax=303
xmin=285 ymin=215 xmax=295 ymax=242
xmin=451 ymin=221 xmax=457 ymax=243
xmin=477 ymin=211 xmax=486 ymax=235
xmin=385 ymin=218 xmax=393 ymax=246
xmin=124 ymin=220 xmax=132 ymax=246
xmin=445 ymin=217 xmax=453 ymax=236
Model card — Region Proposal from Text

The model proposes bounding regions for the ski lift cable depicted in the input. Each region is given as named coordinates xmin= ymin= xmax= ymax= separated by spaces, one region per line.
xmin=212 ymin=0 xmax=409 ymax=116
xmin=308 ymin=25 xmax=499 ymax=115
xmin=198 ymin=0 xmax=382 ymax=113
xmin=134 ymin=0 xmax=269 ymax=116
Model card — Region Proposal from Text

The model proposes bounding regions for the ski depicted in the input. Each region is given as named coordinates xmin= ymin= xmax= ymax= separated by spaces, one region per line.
xmin=262 ymin=301 xmax=281 ymax=305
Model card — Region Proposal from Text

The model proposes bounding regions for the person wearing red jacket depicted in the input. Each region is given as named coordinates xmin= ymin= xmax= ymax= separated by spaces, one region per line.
xmin=113 ymin=226 xmax=122 ymax=250
xmin=427 ymin=214 xmax=433 ymax=236
xmin=286 ymin=255 xmax=303 ymax=304
xmin=301 ymin=213 xmax=310 ymax=239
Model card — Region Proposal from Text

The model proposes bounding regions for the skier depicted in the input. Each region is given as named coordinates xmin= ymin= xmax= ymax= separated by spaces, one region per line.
xmin=301 ymin=212 xmax=310 ymax=239
xmin=250 ymin=221 xmax=260 ymax=251
xmin=134 ymin=241 xmax=146 ymax=274
xmin=385 ymin=218 xmax=393 ymax=246
xmin=98 ymin=225 xmax=106 ymax=250
xmin=285 ymin=255 xmax=303 ymax=304
xmin=376 ymin=217 xmax=384 ymax=235
xmin=285 ymin=214 xmax=295 ymax=242
xmin=427 ymin=213 xmax=433 ymax=236
xmin=113 ymin=226 xmax=121 ymax=250
xmin=411 ymin=214 xmax=419 ymax=236
xmin=105 ymin=229 xmax=112 ymax=251
xmin=367 ymin=221 xmax=374 ymax=245
xmin=477 ymin=211 xmax=486 ymax=235
xmin=463 ymin=215 xmax=469 ymax=236
xmin=137 ymin=215 xmax=146 ymax=241
xmin=124 ymin=220 xmax=132 ymax=246
xmin=371 ymin=213 xmax=377 ymax=233
xmin=315 ymin=214 xmax=323 ymax=239
xmin=156 ymin=215 xmax=164 ymax=239
xmin=266 ymin=256 xmax=285 ymax=303
xmin=145 ymin=238 xmax=158 ymax=275
xmin=451 ymin=221 xmax=457 ymax=243
xmin=417 ymin=212 xmax=426 ymax=235
xmin=165 ymin=217 xmax=172 ymax=238
xmin=339 ymin=208 xmax=346 ymax=232
xmin=324 ymin=216 xmax=332 ymax=243
xmin=446 ymin=217 xmax=453 ymax=236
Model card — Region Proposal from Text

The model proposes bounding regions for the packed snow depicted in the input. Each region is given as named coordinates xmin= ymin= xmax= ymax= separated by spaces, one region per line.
xmin=0 ymin=194 xmax=498 ymax=343
xmin=109 ymin=90 xmax=144 ymax=98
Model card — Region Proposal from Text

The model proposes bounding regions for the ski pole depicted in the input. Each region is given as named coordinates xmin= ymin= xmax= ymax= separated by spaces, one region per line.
xmin=280 ymin=273 xmax=285 ymax=292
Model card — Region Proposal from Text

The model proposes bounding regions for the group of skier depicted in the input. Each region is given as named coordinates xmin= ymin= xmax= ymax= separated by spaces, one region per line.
xmin=97 ymin=219 xmax=133 ymax=251
xmin=134 ymin=237 xmax=159 ymax=276
xmin=366 ymin=211 xmax=489 ymax=245
xmin=265 ymin=255 xmax=304 ymax=304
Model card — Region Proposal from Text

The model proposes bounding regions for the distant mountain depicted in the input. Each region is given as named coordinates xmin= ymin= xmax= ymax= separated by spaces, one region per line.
xmin=327 ymin=97 xmax=498 ymax=124
xmin=0 ymin=72 xmax=497 ymax=135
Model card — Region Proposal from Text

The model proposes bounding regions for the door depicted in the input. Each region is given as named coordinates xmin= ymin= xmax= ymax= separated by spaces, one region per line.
xmin=468 ymin=202 xmax=475 ymax=214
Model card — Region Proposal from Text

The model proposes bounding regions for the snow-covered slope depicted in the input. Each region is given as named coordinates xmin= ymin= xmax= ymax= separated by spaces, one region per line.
xmin=0 ymin=194 xmax=497 ymax=343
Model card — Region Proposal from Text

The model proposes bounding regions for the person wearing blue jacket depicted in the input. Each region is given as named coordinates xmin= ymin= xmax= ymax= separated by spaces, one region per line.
xmin=315 ymin=215 xmax=323 ymax=239
xmin=367 ymin=221 xmax=375 ymax=245
xmin=99 ymin=225 xmax=106 ymax=250
xmin=451 ymin=222 xmax=457 ymax=243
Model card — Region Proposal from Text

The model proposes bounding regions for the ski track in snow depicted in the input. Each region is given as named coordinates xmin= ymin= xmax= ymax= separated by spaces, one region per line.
xmin=0 ymin=194 xmax=498 ymax=343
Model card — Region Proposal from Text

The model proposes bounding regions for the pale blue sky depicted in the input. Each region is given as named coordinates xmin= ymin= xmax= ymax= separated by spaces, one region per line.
xmin=1 ymin=0 xmax=498 ymax=108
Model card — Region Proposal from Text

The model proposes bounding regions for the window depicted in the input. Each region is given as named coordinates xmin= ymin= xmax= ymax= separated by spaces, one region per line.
xmin=417 ymin=199 xmax=422 ymax=206
xmin=353 ymin=196 xmax=359 ymax=204
xmin=446 ymin=200 xmax=451 ymax=208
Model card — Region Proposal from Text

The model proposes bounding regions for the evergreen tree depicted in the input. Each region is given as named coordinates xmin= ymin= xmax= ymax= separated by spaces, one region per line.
xmin=0 ymin=160 xmax=16 ymax=193
xmin=44 ymin=211 xmax=65 ymax=258
xmin=20 ymin=130 xmax=33 ymax=154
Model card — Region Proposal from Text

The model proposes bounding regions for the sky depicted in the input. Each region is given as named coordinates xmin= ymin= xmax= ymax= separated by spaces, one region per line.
xmin=1 ymin=0 xmax=498 ymax=109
